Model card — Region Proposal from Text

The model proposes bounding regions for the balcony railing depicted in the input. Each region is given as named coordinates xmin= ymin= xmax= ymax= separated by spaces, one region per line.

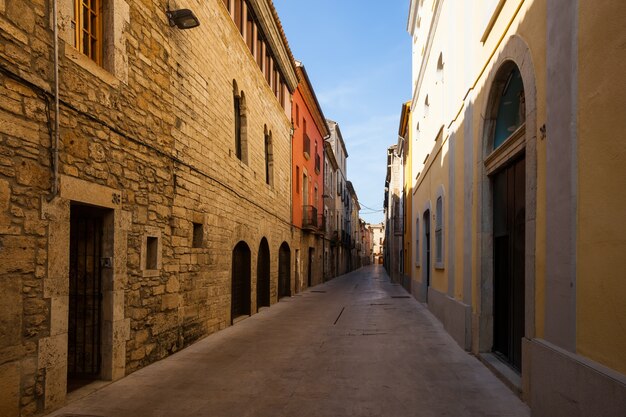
xmin=315 ymin=153 xmax=321 ymax=174
xmin=303 ymin=133 xmax=311 ymax=160
xmin=302 ymin=205 xmax=318 ymax=230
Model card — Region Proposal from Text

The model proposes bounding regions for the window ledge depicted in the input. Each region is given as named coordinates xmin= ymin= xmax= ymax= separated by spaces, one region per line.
xmin=142 ymin=269 xmax=160 ymax=278
xmin=65 ymin=46 xmax=120 ymax=88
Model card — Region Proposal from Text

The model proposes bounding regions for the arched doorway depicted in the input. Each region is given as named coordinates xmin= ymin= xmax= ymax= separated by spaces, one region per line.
xmin=231 ymin=241 xmax=251 ymax=323
xmin=480 ymin=49 xmax=536 ymax=373
xmin=489 ymin=64 xmax=526 ymax=371
xmin=278 ymin=242 xmax=291 ymax=299
xmin=257 ymin=238 xmax=270 ymax=311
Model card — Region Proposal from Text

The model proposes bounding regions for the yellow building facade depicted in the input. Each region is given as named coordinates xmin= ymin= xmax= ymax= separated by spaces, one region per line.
xmin=407 ymin=0 xmax=626 ymax=414
xmin=399 ymin=102 xmax=413 ymax=290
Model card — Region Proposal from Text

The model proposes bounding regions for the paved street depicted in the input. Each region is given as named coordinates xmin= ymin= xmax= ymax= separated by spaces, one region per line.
xmin=48 ymin=265 xmax=529 ymax=417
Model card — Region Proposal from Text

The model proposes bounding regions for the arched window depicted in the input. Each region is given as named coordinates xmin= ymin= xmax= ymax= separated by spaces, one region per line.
xmin=233 ymin=81 xmax=248 ymax=163
xmin=264 ymin=127 xmax=273 ymax=186
xmin=435 ymin=192 xmax=444 ymax=268
xmin=493 ymin=67 xmax=525 ymax=148
xmin=437 ymin=52 xmax=444 ymax=83
xmin=435 ymin=196 xmax=443 ymax=260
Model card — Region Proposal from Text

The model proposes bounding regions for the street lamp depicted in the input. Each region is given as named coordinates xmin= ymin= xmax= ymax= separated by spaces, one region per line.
xmin=166 ymin=8 xmax=200 ymax=29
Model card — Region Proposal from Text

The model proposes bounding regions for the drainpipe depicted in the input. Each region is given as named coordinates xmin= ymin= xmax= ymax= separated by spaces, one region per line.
xmin=48 ymin=0 xmax=60 ymax=201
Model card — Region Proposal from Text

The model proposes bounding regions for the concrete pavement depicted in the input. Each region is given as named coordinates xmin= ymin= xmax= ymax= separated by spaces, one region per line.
xmin=48 ymin=265 xmax=530 ymax=417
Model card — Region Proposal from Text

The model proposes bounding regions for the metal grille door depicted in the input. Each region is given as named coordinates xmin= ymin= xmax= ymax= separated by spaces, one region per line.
xmin=68 ymin=205 xmax=104 ymax=387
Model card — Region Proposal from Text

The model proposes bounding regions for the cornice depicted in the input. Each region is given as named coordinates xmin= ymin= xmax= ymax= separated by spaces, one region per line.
xmin=296 ymin=63 xmax=330 ymax=138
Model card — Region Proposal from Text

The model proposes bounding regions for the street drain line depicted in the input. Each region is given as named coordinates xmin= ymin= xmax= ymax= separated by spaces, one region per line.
xmin=311 ymin=290 xmax=326 ymax=293
xmin=391 ymin=295 xmax=411 ymax=299
xmin=334 ymin=307 xmax=345 ymax=325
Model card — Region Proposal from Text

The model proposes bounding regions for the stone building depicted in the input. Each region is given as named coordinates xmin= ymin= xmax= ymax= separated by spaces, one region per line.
xmin=359 ymin=219 xmax=372 ymax=267
xmin=346 ymin=181 xmax=360 ymax=270
xmin=383 ymin=144 xmax=403 ymax=283
xmin=291 ymin=60 xmax=327 ymax=291
xmin=0 ymin=0 xmax=300 ymax=415
xmin=369 ymin=222 xmax=384 ymax=265
xmin=322 ymin=138 xmax=339 ymax=280
xmin=398 ymin=101 xmax=412 ymax=291
xmin=407 ymin=0 xmax=626 ymax=414
xmin=325 ymin=119 xmax=349 ymax=276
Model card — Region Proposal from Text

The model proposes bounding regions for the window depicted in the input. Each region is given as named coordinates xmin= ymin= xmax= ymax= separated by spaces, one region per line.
xmin=295 ymin=104 xmax=299 ymax=126
xmin=72 ymin=0 xmax=102 ymax=65
xmin=415 ymin=218 xmax=420 ymax=266
xmin=256 ymin=33 xmax=264 ymax=69
xmin=192 ymin=223 xmax=204 ymax=248
xmin=246 ymin=10 xmax=255 ymax=52
xmin=493 ymin=67 xmax=525 ymax=148
xmin=146 ymin=236 xmax=158 ymax=269
xmin=234 ymin=91 xmax=242 ymax=160
xmin=233 ymin=81 xmax=247 ymax=163
xmin=264 ymin=128 xmax=273 ymax=186
xmin=296 ymin=166 xmax=300 ymax=193
xmin=435 ymin=195 xmax=443 ymax=267
xmin=234 ymin=0 xmax=243 ymax=34
xmin=279 ymin=78 xmax=286 ymax=109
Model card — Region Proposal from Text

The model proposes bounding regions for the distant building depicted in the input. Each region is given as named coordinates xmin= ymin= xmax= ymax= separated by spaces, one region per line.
xmin=326 ymin=120 xmax=350 ymax=276
xmin=384 ymin=145 xmax=404 ymax=283
xmin=291 ymin=61 xmax=328 ymax=291
xmin=369 ymin=223 xmax=385 ymax=265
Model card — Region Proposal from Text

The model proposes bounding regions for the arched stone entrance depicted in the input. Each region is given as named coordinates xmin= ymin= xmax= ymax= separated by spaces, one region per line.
xmin=278 ymin=242 xmax=291 ymax=299
xmin=477 ymin=35 xmax=537 ymax=376
xmin=257 ymin=238 xmax=271 ymax=311
xmin=232 ymin=241 xmax=251 ymax=323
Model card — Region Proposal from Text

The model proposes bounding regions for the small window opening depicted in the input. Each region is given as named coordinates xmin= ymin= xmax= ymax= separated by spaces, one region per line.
xmin=146 ymin=236 xmax=158 ymax=270
xmin=192 ymin=223 xmax=203 ymax=248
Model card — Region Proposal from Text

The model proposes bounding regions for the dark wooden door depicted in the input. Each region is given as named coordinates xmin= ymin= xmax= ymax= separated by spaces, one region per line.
xmin=493 ymin=156 xmax=525 ymax=371
xmin=68 ymin=205 xmax=104 ymax=390
xmin=278 ymin=243 xmax=291 ymax=299
xmin=232 ymin=242 xmax=251 ymax=322
xmin=256 ymin=239 xmax=270 ymax=311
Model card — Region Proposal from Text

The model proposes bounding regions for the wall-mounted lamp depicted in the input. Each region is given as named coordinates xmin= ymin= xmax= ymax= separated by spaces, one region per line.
xmin=166 ymin=9 xmax=200 ymax=29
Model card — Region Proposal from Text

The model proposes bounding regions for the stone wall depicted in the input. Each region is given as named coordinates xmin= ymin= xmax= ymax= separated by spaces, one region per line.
xmin=0 ymin=0 xmax=297 ymax=415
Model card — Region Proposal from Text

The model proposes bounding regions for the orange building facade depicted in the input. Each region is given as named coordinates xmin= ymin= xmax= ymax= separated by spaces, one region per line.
xmin=291 ymin=61 xmax=328 ymax=290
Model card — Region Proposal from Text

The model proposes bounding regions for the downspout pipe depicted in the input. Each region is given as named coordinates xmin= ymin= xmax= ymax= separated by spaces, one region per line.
xmin=48 ymin=0 xmax=60 ymax=201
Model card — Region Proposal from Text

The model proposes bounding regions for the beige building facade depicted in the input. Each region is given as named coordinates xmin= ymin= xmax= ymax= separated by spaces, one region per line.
xmin=407 ymin=0 xmax=626 ymax=415
xmin=0 ymin=0 xmax=299 ymax=415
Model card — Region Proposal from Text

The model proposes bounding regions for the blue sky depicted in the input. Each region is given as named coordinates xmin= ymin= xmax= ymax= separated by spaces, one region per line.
xmin=273 ymin=1 xmax=412 ymax=224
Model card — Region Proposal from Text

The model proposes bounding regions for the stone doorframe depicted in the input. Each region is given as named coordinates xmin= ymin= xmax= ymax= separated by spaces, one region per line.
xmin=474 ymin=35 xmax=538 ymax=388
xmin=40 ymin=175 xmax=130 ymax=410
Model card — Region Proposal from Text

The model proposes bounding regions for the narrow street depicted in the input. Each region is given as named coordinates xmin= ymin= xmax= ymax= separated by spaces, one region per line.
xmin=48 ymin=265 xmax=529 ymax=417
